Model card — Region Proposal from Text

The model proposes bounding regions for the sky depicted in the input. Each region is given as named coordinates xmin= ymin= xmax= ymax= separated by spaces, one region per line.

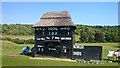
xmin=2 ymin=2 xmax=118 ymax=26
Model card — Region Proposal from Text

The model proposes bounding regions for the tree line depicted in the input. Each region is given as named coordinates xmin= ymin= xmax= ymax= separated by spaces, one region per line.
xmin=2 ymin=24 xmax=34 ymax=35
xmin=75 ymin=25 xmax=120 ymax=43
xmin=1 ymin=24 xmax=120 ymax=43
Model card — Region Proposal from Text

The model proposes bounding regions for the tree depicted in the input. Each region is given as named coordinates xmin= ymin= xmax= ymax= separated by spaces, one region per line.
xmin=95 ymin=32 xmax=105 ymax=42
xmin=89 ymin=34 xmax=95 ymax=43
xmin=80 ymin=30 xmax=89 ymax=43
xmin=105 ymin=33 xmax=112 ymax=42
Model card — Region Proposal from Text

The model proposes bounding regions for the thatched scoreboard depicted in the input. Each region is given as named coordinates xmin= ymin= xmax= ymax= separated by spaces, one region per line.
xmin=32 ymin=11 xmax=102 ymax=60
xmin=32 ymin=11 xmax=76 ymax=58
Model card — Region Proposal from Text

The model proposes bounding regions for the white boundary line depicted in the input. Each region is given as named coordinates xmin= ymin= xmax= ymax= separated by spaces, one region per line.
xmin=30 ymin=57 xmax=76 ymax=62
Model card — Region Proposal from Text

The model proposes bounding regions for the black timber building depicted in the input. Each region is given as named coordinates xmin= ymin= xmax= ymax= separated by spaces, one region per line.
xmin=32 ymin=11 xmax=76 ymax=58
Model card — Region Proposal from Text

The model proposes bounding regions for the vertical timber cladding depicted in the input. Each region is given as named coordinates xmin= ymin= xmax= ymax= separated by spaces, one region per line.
xmin=32 ymin=11 xmax=76 ymax=58
xmin=73 ymin=46 xmax=102 ymax=60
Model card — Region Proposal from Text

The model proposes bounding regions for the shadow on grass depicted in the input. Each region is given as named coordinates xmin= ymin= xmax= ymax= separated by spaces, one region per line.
xmin=20 ymin=52 xmax=35 ymax=57
xmin=103 ymin=58 xmax=109 ymax=61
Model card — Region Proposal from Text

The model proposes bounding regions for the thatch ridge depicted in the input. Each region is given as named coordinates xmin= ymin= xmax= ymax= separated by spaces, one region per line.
xmin=33 ymin=11 xmax=75 ymax=27
xmin=41 ymin=11 xmax=71 ymax=19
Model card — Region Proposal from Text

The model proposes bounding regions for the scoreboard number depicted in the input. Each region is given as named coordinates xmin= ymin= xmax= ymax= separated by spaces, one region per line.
xmin=73 ymin=51 xmax=82 ymax=56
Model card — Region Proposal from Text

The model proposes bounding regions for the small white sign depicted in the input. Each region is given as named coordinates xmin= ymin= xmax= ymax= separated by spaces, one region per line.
xmin=73 ymin=45 xmax=84 ymax=49
xmin=46 ymin=37 xmax=50 ymax=39
xmin=61 ymin=37 xmax=71 ymax=40
xmin=36 ymin=38 xmax=40 ymax=40
xmin=38 ymin=45 xmax=44 ymax=47
xmin=36 ymin=37 xmax=45 ymax=40
xmin=55 ymin=37 xmax=60 ymax=39
xmin=61 ymin=37 xmax=66 ymax=40
xmin=48 ymin=48 xmax=56 ymax=50
xmin=41 ymin=38 xmax=45 ymax=40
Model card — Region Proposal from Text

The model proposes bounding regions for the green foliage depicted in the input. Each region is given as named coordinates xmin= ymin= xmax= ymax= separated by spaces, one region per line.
xmin=1 ymin=24 xmax=120 ymax=43
xmin=75 ymin=25 xmax=120 ymax=43
xmin=2 ymin=24 xmax=34 ymax=35
xmin=94 ymin=32 xmax=105 ymax=42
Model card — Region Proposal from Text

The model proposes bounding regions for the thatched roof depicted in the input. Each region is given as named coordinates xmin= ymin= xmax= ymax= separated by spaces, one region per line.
xmin=32 ymin=11 xmax=76 ymax=27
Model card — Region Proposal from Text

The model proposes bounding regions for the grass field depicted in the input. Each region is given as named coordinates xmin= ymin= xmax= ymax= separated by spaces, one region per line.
xmin=1 ymin=40 xmax=119 ymax=66
xmin=1 ymin=35 xmax=120 ymax=66
xmin=2 ymin=35 xmax=34 ymax=40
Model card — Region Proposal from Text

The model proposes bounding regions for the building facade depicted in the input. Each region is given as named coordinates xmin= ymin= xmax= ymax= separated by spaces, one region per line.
xmin=32 ymin=11 xmax=76 ymax=58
